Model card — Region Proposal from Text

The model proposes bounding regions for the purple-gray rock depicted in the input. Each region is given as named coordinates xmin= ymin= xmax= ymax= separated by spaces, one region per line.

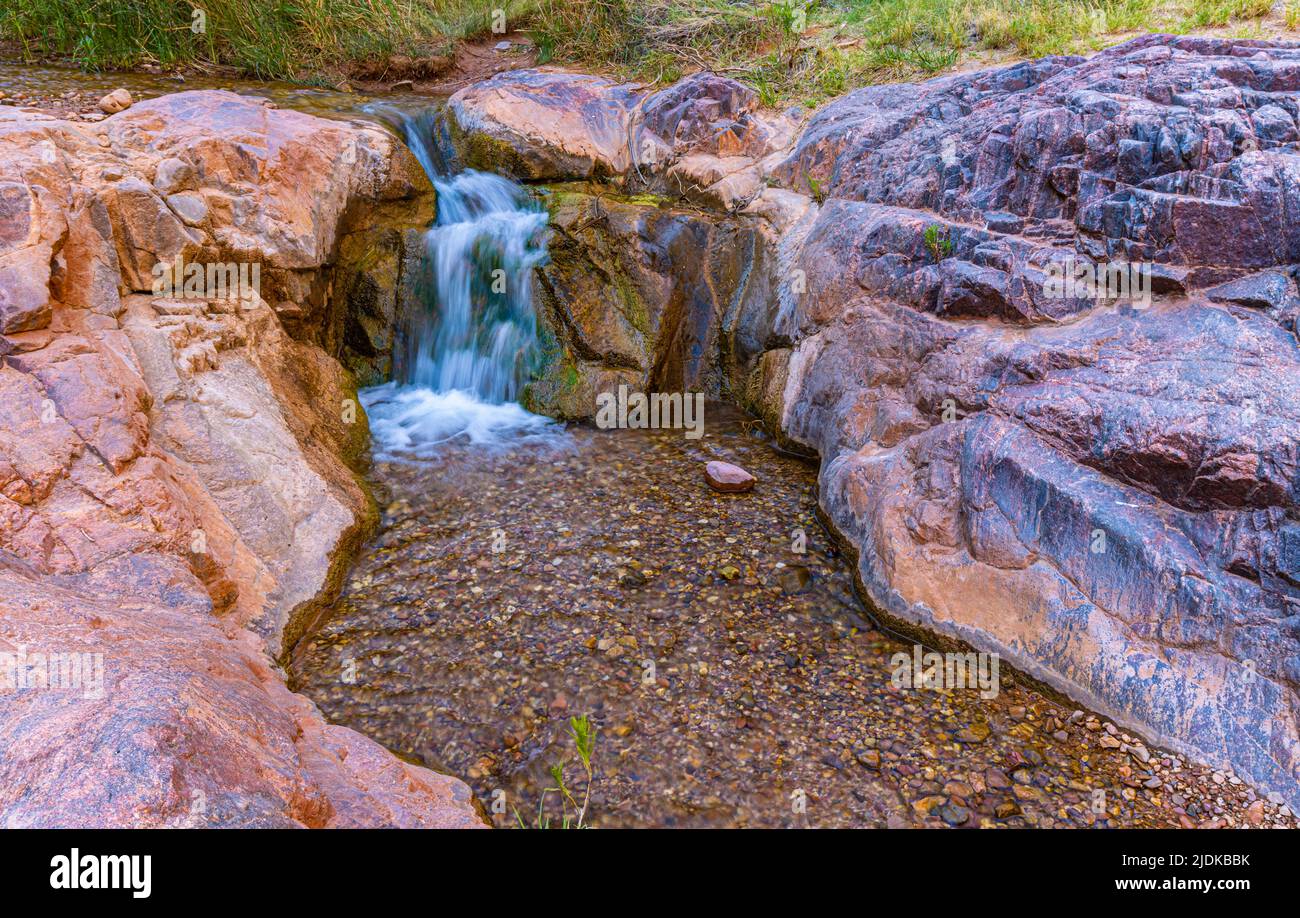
xmin=1206 ymin=271 xmax=1294 ymax=310
xmin=470 ymin=35 xmax=1300 ymax=810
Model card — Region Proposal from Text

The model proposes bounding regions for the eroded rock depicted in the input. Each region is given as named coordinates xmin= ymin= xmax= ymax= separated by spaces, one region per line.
xmin=447 ymin=68 xmax=800 ymax=210
xmin=0 ymin=92 xmax=480 ymax=827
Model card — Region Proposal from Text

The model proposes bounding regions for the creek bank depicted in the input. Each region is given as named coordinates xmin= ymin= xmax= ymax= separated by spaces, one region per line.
xmin=0 ymin=90 xmax=481 ymax=826
xmin=446 ymin=35 xmax=1300 ymax=810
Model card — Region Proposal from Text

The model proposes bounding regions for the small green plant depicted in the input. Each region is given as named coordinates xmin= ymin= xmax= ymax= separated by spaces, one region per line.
xmin=769 ymin=0 xmax=809 ymax=37
xmin=514 ymin=714 xmax=596 ymax=829
xmin=804 ymin=171 xmax=827 ymax=204
xmin=924 ymin=223 xmax=953 ymax=261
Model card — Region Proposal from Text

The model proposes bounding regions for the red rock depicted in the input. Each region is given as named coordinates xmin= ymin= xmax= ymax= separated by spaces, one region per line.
xmin=0 ymin=92 xmax=481 ymax=828
xmin=97 ymin=87 xmax=132 ymax=114
xmin=0 ymin=565 xmax=481 ymax=828
xmin=705 ymin=460 xmax=756 ymax=492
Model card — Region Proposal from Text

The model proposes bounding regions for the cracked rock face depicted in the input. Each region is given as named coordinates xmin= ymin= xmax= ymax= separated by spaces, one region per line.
xmin=0 ymin=92 xmax=481 ymax=827
xmin=462 ymin=37 xmax=1300 ymax=808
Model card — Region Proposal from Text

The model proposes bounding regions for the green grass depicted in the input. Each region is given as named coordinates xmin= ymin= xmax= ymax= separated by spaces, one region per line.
xmin=1179 ymin=0 xmax=1274 ymax=30
xmin=1 ymin=0 xmax=1294 ymax=97
xmin=0 ymin=0 xmax=529 ymax=81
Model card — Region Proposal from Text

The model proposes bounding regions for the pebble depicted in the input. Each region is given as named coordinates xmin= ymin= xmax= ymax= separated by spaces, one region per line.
xmin=1246 ymin=800 xmax=1265 ymax=826
xmin=854 ymin=748 xmax=881 ymax=769
xmin=98 ymin=87 xmax=133 ymax=114
xmin=937 ymin=803 xmax=971 ymax=826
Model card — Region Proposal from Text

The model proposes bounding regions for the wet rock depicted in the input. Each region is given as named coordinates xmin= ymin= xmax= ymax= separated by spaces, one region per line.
xmin=778 ymin=565 xmax=813 ymax=594
xmin=938 ymin=803 xmax=971 ymax=826
xmin=943 ymin=780 xmax=973 ymax=799
xmin=854 ymin=748 xmax=882 ymax=769
xmin=616 ymin=566 xmax=648 ymax=588
xmin=1246 ymin=799 xmax=1266 ymax=826
xmin=525 ymin=187 xmax=780 ymax=418
xmin=705 ymin=460 xmax=756 ymax=492
xmin=911 ymin=795 xmax=946 ymax=819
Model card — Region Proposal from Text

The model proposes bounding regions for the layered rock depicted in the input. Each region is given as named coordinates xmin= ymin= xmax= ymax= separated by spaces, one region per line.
xmin=450 ymin=37 xmax=1300 ymax=808
xmin=769 ymin=36 xmax=1300 ymax=809
xmin=0 ymin=92 xmax=482 ymax=826
xmin=448 ymin=68 xmax=800 ymax=211
xmin=523 ymin=185 xmax=781 ymax=418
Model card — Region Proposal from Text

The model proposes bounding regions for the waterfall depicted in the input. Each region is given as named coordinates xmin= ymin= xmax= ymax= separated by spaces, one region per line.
xmin=361 ymin=105 xmax=561 ymax=455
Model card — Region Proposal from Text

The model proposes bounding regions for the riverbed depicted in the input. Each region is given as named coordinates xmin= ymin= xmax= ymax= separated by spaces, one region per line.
xmin=288 ymin=403 xmax=1261 ymax=828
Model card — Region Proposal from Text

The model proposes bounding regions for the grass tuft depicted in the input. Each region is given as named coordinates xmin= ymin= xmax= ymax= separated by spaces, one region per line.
xmin=0 ymin=0 xmax=510 ymax=81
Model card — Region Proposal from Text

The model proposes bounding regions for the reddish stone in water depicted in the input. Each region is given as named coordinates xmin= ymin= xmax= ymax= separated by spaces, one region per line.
xmin=705 ymin=460 xmax=756 ymax=492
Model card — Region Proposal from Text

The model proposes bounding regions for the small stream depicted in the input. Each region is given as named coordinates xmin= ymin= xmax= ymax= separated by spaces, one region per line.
xmin=286 ymin=108 xmax=1198 ymax=828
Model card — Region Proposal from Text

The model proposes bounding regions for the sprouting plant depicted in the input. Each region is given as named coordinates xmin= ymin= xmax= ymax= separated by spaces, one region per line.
xmin=924 ymin=223 xmax=952 ymax=261
xmin=513 ymin=714 xmax=596 ymax=829
xmin=804 ymin=171 xmax=827 ymax=204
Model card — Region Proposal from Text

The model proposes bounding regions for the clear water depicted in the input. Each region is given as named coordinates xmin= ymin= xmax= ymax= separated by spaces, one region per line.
xmin=363 ymin=105 xmax=560 ymax=453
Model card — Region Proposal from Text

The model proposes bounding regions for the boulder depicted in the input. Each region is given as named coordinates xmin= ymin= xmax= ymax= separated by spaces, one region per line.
xmin=526 ymin=186 xmax=781 ymax=419
xmin=97 ymin=88 xmax=132 ymax=114
xmin=0 ymin=93 xmax=480 ymax=827
xmin=1206 ymin=270 xmax=1294 ymax=310
xmin=767 ymin=36 xmax=1300 ymax=810
xmin=447 ymin=68 xmax=799 ymax=209
xmin=448 ymin=69 xmax=642 ymax=178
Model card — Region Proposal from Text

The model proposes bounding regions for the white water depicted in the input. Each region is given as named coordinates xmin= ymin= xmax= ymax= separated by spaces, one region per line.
xmin=363 ymin=106 xmax=565 ymax=455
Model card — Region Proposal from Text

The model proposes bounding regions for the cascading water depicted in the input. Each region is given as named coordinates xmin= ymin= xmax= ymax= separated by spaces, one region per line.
xmin=361 ymin=106 xmax=561 ymax=455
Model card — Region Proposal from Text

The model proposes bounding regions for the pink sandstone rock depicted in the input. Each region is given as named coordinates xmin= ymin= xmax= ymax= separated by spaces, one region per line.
xmin=0 ymin=91 xmax=480 ymax=827
xmin=705 ymin=460 xmax=756 ymax=493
